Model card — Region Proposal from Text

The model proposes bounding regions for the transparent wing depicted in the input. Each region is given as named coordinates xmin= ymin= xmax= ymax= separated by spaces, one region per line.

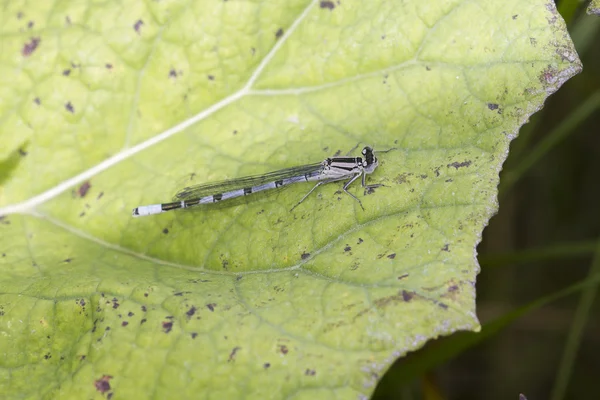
xmin=173 ymin=162 xmax=324 ymax=201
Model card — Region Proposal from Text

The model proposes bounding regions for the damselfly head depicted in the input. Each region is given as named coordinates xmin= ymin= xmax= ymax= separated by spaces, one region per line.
xmin=362 ymin=146 xmax=378 ymax=173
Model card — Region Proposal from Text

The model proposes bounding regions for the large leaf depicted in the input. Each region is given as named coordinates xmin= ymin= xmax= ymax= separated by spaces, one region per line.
xmin=0 ymin=0 xmax=580 ymax=398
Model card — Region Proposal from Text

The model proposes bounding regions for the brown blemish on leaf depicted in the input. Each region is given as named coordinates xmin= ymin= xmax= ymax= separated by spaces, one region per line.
xmin=65 ymin=102 xmax=74 ymax=113
xmin=121 ymin=321 xmax=128 ymax=327
xmin=134 ymin=19 xmax=144 ymax=34
xmin=162 ymin=228 xmax=169 ymax=234
xmin=487 ymin=103 xmax=499 ymax=110
xmin=62 ymin=69 xmax=71 ymax=76
xmin=305 ymin=369 xmax=316 ymax=376
xmin=22 ymin=37 xmax=40 ymax=56
xmin=402 ymin=290 xmax=414 ymax=302
xmin=301 ymin=252 xmax=310 ymax=260
xmin=206 ymin=303 xmax=216 ymax=312
xmin=127 ymin=311 xmax=134 ymax=317
xmin=186 ymin=306 xmax=196 ymax=318
xmin=397 ymin=273 xmax=409 ymax=280
xmin=278 ymin=345 xmax=288 ymax=355
xmin=387 ymin=253 xmax=396 ymax=259
xmin=140 ymin=318 xmax=147 ymax=324
xmin=94 ymin=375 xmax=112 ymax=394
xmin=111 ymin=298 xmax=119 ymax=309
xmin=228 ymin=346 xmax=241 ymax=362
xmin=162 ymin=321 xmax=173 ymax=333
xmin=33 ymin=97 xmax=40 ymax=105
xmin=344 ymin=244 xmax=351 ymax=252
xmin=78 ymin=181 xmax=91 ymax=197
xmin=357 ymin=238 xmax=363 ymax=244
xmin=97 ymin=191 xmax=104 ymax=200
xmin=106 ymin=63 xmax=113 ymax=69
xmin=263 ymin=362 xmax=270 ymax=369
xmin=208 ymin=75 xmax=215 ymax=80
xmin=441 ymin=244 xmax=450 ymax=252
xmin=438 ymin=302 xmax=449 ymax=309
xmin=275 ymin=28 xmax=283 ymax=39
xmin=320 ymin=1 xmax=335 ymax=9
xmin=191 ymin=332 xmax=198 ymax=339
xmin=447 ymin=160 xmax=471 ymax=169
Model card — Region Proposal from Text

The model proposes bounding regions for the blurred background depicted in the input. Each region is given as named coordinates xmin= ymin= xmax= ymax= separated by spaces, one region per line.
xmin=374 ymin=2 xmax=600 ymax=399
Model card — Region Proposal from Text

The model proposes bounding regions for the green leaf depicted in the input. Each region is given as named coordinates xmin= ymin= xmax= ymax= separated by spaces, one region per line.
xmin=0 ymin=0 xmax=580 ymax=398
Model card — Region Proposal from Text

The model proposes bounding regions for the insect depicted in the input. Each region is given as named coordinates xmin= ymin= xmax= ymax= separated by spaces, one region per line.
xmin=132 ymin=146 xmax=391 ymax=217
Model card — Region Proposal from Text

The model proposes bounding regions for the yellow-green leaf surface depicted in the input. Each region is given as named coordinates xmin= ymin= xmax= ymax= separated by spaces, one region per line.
xmin=0 ymin=0 xmax=580 ymax=399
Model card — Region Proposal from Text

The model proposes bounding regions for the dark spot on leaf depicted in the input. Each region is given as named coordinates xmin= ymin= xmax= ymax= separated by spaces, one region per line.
xmin=208 ymin=75 xmax=215 ymax=80
xmin=78 ymin=181 xmax=91 ymax=197
xmin=512 ymin=14 xmax=518 ymax=19
xmin=233 ymin=130 xmax=238 ymax=135
xmin=228 ymin=346 xmax=241 ymax=362
xmin=264 ymin=363 xmax=270 ymax=369
xmin=97 ymin=191 xmax=104 ymax=200
xmin=106 ymin=63 xmax=113 ymax=69
xmin=279 ymin=345 xmax=288 ymax=355
xmin=140 ymin=318 xmax=147 ymax=324
xmin=165 ymin=315 xmax=174 ymax=320
xmin=107 ymin=393 xmax=113 ymax=400
xmin=207 ymin=303 xmax=216 ymax=312
xmin=33 ymin=97 xmax=40 ymax=105
xmin=186 ymin=306 xmax=196 ymax=318
xmin=162 ymin=228 xmax=169 ymax=234
xmin=402 ymin=290 xmax=414 ymax=302
xmin=438 ymin=302 xmax=449 ymax=309
xmin=222 ymin=259 xmax=229 ymax=270
xmin=162 ymin=321 xmax=173 ymax=333
xmin=44 ymin=353 xmax=51 ymax=359
xmin=80 ymin=355 xmax=86 ymax=360
xmin=487 ymin=103 xmax=499 ymax=110
xmin=63 ymin=69 xmax=71 ymax=76
xmin=65 ymin=101 xmax=74 ymax=113
xmin=1 ymin=254 xmax=5 ymax=257
xmin=105 ymin=326 xmax=110 ymax=331
xmin=191 ymin=332 xmax=198 ymax=339
xmin=111 ymin=298 xmax=119 ymax=309
xmin=127 ymin=311 xmax=134 ymax=317
xmin=275 ymin=28 xmax=283 ymax=39
xmin=447 ymin=160 xmax=471 ymax=169
xmin=344 ymin=245 xmax=351 ymax=252
xmin=426 ymin=65 xmax=431 ymax=71
xmin=434 ymin=167 xmax=440 ymax=176
xmin=357 ymin=238 xmax=363 ymax=244
xmin=22 ymin=37 xmax=40 ymax=56
xmin=397 ymin=273 xmax=409 ymax=280
xmin=144 ymin=293 xmax=148 ymax=297
xmin=134 ymin=19 xmax=144 ymax=34
xmin=236 ymin=275 xmax=242 ymax=281
xmin=63 ymin=258 xmax=72 ymax=263
xmin=445 ymin=178 xmax=453 ymax=182
xmin=169 ymin=68 xmax=178 ymax=78
xmin=122 ymin=321 xmax=128 ymax=327
xmin=17 ymin=12 xmax=23 ymax=19
xmin=94 ymin=375 xmax=112 ymax=394
xmin=320 ymin=1 xmax=335 ymax=9
xmin=141 ymin=305 xmax=147 ymax=312
xmin=305 ymin=369 xmax=316 ymax=376
xmin=387 ymin=253 xmax=396 ymax=259
xmin=441 ymin=244 xmax=450 ymax=252
xmin=419 ymin=174 xmax=427 ymax=179
xmin=301 ymin=252 xmax=310 ymax=260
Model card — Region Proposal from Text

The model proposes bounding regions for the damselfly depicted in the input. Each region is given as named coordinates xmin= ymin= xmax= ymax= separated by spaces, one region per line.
xmin=132 ymin=146 xmax=391 ymax=217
